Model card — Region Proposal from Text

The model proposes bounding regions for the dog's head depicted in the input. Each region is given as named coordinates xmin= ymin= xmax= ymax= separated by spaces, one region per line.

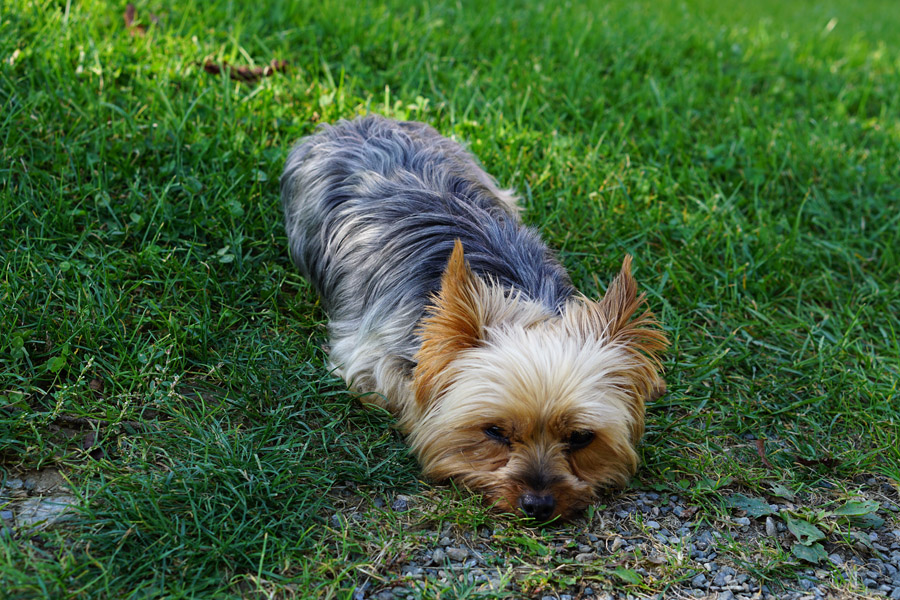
xmin=409 ymin=241 xmax=667 ymax=521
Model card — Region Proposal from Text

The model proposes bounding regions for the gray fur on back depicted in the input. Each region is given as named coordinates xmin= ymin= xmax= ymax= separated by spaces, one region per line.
xmin=280 ymin=115 xmax=574 ymax=404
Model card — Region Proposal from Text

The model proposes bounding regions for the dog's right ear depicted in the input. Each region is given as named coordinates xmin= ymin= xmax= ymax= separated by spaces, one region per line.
xmin=413 ymin=240 xmax=488 ymax=408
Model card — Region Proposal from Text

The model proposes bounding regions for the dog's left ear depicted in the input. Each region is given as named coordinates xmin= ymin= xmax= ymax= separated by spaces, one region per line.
xmin=413 ymin=240 xmax=489 ymax=408
xmin=566 ymin=255 xmax=669 ymax=401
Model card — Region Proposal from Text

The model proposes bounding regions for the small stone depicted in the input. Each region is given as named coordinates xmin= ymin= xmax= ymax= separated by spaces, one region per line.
xmin=691 ymin=573 xmax=708 ymax=587
xmin=401 ymin=565 xmax=423 ymax=579
xmin=439 ymin=536 xmax=452 ymax=546
xmin=828 ymin=554 xmax=844 ymax=566
xmin=890 ymin=588 xmax=900 ymax=600
xmin=352 ymin=582 xmax=369 ymax=600
xmin=560 ymin=596 xmax=573 ymax=600
xmin=674 ymin=506 xmax=685 ymax=517
xmin=0 ymin=510 xmax=13 ymax=522
xmin=541 ymin=596 xmax=555 ymax=600
xmin=374 ymin=591 xmax=394 ymax=600
xmin=646 ymin=521 xmax=661 ymax=529
xmin=446 ymin=547 xmax=468 ymax=562
xmin=713 ymin=567 xmax=735 ymax=587
xmin=765 ymin=517 xmax=777 ymax=537
xmin=372 ymin=497 xmax=385 ymax=508
xmin=735 ymin=517 xmax=751 ymax=527
xmin=431 ymin=549 xmax=446 ymax=564
xmin=576 ymin=552 xmax=597 ymax=563
xmin=15 ymin=496 xmax=77 ymax=527
xmin=584 ymin=588 xmax=594 ymax=596
xmin=2 ymin=479 xmax=24 ymax=491
xmin=718 ymin=592 xmax=734 ymax=600
xmin=391 ymin=496 xmax=409 ymax=512
xmin=610 ymin=537 xmax=624 ymax=551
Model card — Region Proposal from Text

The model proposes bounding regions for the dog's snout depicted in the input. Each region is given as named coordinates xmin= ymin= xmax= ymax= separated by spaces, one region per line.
xmin=518 ymin=492 xmax=556 ymax=521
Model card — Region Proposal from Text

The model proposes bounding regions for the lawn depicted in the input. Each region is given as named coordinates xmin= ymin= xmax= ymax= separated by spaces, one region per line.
xmin=1 ymin=0 xmax=898 ymax=598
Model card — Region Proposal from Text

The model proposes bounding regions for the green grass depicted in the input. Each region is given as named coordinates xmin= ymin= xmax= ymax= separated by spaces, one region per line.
xmin=1 ymin=0 xmax=898 ymax=597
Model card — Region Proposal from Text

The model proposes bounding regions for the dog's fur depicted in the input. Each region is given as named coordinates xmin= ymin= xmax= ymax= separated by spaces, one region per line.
xmin=281 ymin=115 xmax=667 ymax=520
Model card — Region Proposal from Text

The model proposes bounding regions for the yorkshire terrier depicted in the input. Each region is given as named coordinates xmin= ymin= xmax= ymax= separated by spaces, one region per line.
xmin=281 ymin=115 xmax=667 ymax=521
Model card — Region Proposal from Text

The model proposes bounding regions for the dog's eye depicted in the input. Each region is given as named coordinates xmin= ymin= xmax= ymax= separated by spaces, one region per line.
xmin=567 ymin=431 xmax=595 ymax=450
xmin=484 ymin=425 xmax=510 ymax=444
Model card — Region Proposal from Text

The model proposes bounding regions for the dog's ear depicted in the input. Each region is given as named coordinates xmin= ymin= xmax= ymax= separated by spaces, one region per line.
xmin=565 ymin=256 xmax=669 ymax=435
xmin=571 ymin=255 xmax=668 ymax=355
xmin=414 ymin=240 xmax=487 ymax=408
xmin=413 ymin=240 xmax=488 ymax=408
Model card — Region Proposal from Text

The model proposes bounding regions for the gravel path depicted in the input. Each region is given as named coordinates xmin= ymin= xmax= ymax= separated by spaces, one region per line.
xmin=345 ymin=477 xmax=900 ymax=599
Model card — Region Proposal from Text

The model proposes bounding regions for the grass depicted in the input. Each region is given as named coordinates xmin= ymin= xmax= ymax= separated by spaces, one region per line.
xmin=1 ymin=0 xmax=898 ymax=597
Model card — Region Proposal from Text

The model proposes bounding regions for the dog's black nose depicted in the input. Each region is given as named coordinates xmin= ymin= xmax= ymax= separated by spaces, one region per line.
xmin=518 ymin=492 xmax=556 ymax=521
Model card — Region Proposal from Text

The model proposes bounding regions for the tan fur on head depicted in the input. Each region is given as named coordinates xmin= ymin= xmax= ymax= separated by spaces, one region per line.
xmin=413 ymin=240 xmax=552 ymax=410
xmin=409 ymin=245 xmax=668 ymax=520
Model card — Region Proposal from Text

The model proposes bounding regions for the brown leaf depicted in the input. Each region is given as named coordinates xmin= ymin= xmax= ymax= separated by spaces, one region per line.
xmin=124 ymin=4 xmax=158 ymax=36
xmin=755 ymin=439 xmax=773 ymax=469
xmin=202 ymin=59 xmax=288 ymax=83
xmin=124 ymin=4 xmax=146 ymax=36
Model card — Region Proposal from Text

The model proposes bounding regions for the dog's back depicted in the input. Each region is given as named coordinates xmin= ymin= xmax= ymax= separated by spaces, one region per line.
xmin=281 ymin=115 xmax=574 ymax=324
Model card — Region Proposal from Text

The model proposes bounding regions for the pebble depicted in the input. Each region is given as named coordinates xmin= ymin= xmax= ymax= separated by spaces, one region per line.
xmin=391 ymin=496 xmax=409 ymax=512
xmin=691 ymin=574 xmax=707 ymax=587
xmin=734 ymin=517 xmax=751 ymax=527
xmin=828 ymin=553 xmax=843 ymax=566
xmin=575 ymin=552 xmax=596 ymax=563
xmin=14 ymin=496 xmax=78 ymax=527
xmin=401 ymin=565 xmax=423 ymax=579
xmin=766 ymin=517 xmax=777 ymax=537
xmin=610 ymin=537 xmax=624 ymax=551
xmin=445 ymin=547 xmax=468 ymax=562
xmin=352 ymin=582 xmax=369 ymax=600
xmin=439 ymin=536 xmax=452 ymax=546
xmin=646 ymin=521 xmax=661 ymax=529
xmin=431 ymin=549 xmax=446 ymax=564
xmin=713 ymin=567 xmax=735 ymax=587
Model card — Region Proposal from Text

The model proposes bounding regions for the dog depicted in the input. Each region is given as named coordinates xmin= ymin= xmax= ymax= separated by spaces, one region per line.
xmin=281 ymin=115 xmax=667 ymax=521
